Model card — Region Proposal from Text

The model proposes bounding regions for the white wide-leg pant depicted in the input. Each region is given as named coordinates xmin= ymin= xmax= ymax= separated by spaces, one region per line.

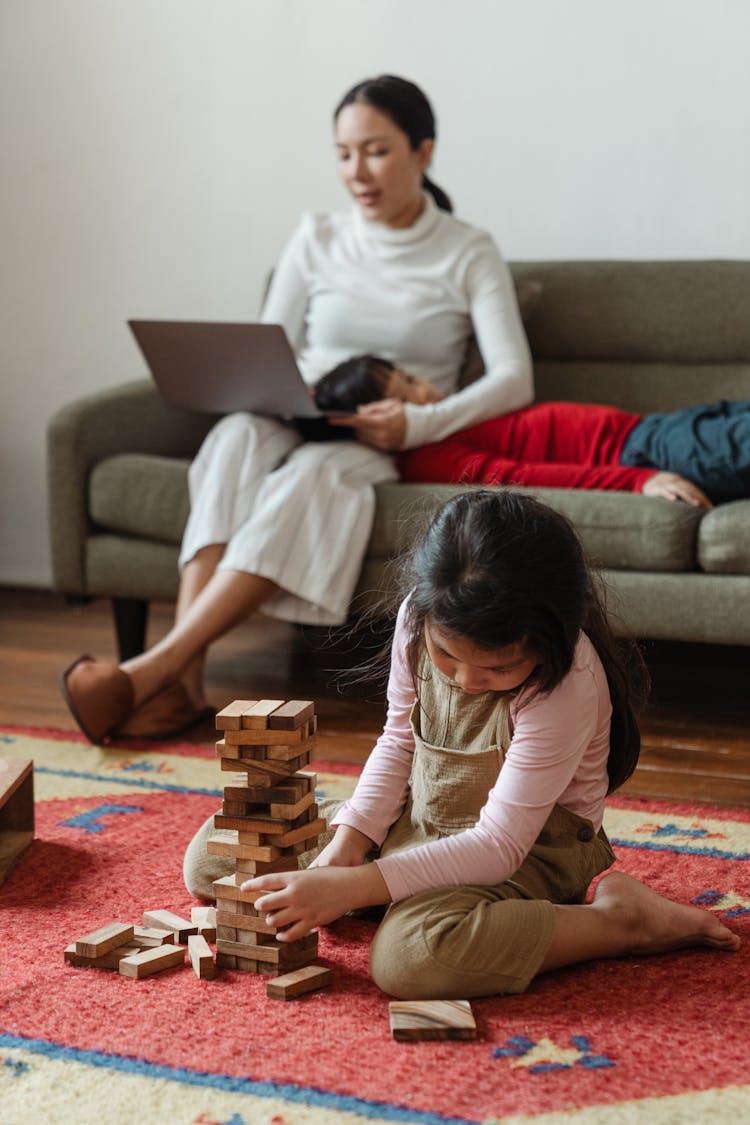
xmin=179 ymin=413 xmax=399 ymax=625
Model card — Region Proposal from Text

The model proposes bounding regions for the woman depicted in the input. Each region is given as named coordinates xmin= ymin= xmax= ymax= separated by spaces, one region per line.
xmin=60 ymin=74 xmax=533 ymax=742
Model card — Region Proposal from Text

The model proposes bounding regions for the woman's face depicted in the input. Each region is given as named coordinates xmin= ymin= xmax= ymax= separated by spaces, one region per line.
xmin=335 ymin=102 xmax=433 ymax=229
xmin=425 ymin=622 xmax=539 ymax=694
xmin=383 ymin=366 xmax=443 ymax=405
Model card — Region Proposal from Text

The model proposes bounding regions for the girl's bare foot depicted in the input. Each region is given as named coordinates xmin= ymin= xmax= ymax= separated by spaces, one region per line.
xmin=593 ymin=871 xmax=741 ymax=955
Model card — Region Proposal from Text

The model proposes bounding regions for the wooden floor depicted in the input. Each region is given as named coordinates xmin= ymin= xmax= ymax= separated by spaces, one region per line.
xmin=1 ymin=587 xmax=748 ymax=807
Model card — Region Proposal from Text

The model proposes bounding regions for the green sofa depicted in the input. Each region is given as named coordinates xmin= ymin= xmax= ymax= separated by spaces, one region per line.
xmin=47 ymin=260 xmax=750 ymax=660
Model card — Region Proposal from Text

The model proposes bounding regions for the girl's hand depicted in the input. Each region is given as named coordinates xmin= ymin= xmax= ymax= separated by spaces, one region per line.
xmin=309 ymin=824 xmax=375 ymax=869
xmin=242 ymin=864 xmax=391 ymax=943
xmin=642 ymin=471 xmax=713 ymax=508
xmin=328 ymin=399 xmax=407 ymax=450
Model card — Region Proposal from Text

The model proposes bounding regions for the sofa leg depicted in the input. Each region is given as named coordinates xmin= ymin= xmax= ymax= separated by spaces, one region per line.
xmin=112 ymin=597 xmax=149 ymax=662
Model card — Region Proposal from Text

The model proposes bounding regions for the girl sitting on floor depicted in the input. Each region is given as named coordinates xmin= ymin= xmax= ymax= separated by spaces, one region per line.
xmin=316 ymin=353 xmax=750 ymax=506
xmin=185 ymin=490 xmax=739 ymax=999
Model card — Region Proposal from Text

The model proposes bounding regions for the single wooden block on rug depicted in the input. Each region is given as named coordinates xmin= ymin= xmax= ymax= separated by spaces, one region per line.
xmin=142 ymin=909 xmax=198 ymax=943
xmin=131 ymin=926 xmax=176 ymax=948
xmin=191 ymin=905 xmax=217 ymax=942
xmin=0 ymin=757 xmax=34 ymax=885
xmin=389 ymin=999 xmax=477 ymax=1042
xmin=74 ymin=922 xmax=135 ymax=959
xmin=64 ymin=942 xmax=141 ymax=970
xmin=119 ymin=944 xmax=186 ymax=979
xmin=188 ymin=934 xmax=215 ymax=979
xmin=266 ymin=964 xmax=332 ymax=1000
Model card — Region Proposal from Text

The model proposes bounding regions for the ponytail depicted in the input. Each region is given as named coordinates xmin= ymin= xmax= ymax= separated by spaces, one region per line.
xmin=422 ymin=174 xmax=453 ymax=213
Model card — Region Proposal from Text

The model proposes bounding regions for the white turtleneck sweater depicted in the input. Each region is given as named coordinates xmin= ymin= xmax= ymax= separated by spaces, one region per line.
xmin=261 ymin=194 xmax=533 ymax=450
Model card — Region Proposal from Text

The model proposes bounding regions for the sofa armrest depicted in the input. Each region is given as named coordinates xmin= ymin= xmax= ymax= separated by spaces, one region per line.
xmin=47 ymin=379 xmax=215 ymax=594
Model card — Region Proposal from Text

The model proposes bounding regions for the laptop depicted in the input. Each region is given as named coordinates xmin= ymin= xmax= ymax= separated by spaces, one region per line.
xmin=128 ymin=320 xmax=327 ymax=419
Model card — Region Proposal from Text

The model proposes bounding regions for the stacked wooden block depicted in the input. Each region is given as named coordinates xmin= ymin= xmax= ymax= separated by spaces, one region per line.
xmin=209 ymin=699 xmax=326 ymax=976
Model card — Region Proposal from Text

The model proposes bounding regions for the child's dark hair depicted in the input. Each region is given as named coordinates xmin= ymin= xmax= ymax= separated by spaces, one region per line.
xmin=335 ymin=75 xmax=453 ymax=213
xmin=401 ymin=489 xmax=649 ymax=792
xmin=314 ymin=354 xmax=394 ymax=413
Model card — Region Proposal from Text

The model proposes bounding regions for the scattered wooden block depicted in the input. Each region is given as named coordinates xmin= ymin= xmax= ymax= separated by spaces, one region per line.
xmin=191 ymin=906 xmax=217 ymax=941
xmin=188 ymin=934 xmax=215 ymax=979
xmin=389 ymin=999 xmax=477 ymax=1042
xmin=132 ymin=926 xmax=175 ymax=948
xmin=75 ymin=922 xmax=135 ymax=959
xmin=266 ymin=964 xmax=332 ymax=1000
xmin=142 ymin=909 xmax=197 ymax=943
xmin=215 ymin=700 xmax=259 ymax=731
xmin=64 ymin=942 xmax=140 ymax=969
xmin=119 ymin=943 xmax=186 ymax=979
xmin=0 ymin=758 xmax=34 ymax=885
xmin=267 ymin=700 xmax=315 ymax=731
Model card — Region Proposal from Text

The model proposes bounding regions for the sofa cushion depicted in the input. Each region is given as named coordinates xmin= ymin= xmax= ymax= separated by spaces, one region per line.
xmin=92 ymin=458 xmax=705 ymax=575
xmin=89 ymin=454 xmax=189 ymax=544
xmin=697 ymin=500 xmax=750 ymax=575
xmin=369 ymin=483 xmax=703 ymax=572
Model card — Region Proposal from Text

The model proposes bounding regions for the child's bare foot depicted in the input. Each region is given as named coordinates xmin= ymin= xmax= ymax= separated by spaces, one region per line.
xmin=593 ymin=871 xmax=741 ymax=955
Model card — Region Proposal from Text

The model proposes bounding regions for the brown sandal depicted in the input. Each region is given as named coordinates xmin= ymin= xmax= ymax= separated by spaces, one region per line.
xmin=59 ymin=654 xmax=135 ymax=744
xmin=111 ymin=681 xmax=215 ymax=740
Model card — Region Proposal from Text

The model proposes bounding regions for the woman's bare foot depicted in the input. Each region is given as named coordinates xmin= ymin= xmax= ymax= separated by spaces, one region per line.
xmin=593 ymin=871 xmax=741 ymax=955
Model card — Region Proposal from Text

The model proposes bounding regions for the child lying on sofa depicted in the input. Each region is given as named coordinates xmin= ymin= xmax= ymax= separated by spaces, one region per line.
xmin=314 ymin=354 xmax=750 ymax=507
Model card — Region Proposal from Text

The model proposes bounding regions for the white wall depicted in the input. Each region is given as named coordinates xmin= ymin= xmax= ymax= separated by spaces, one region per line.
xmin=2 ymin=0 xmax=749 ymax=587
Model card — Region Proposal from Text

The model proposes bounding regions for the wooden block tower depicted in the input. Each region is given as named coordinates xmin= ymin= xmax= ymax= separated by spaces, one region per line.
xmin=209 ymin=699 xmax=326 ymax=975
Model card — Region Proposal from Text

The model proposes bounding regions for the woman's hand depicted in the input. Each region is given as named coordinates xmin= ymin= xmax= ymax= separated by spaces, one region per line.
xmin=328 ymin=399 xmax=407 ymax=450
xmin=309 ymin=824 xmax=375 ymax=869
xmin=642 ymin=471 xmax=713 ymax=508
xmin=242 ymin=864 xmax=391 ymax=943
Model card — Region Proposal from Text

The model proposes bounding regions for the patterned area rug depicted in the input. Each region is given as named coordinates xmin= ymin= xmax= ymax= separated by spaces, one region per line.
xmin=1 ymin=724 xmax=749 ymax=1125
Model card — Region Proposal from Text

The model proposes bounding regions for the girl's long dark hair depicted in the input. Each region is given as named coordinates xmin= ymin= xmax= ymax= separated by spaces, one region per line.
xmin=400 ymin=490 xmax=649 ymax=793
xmin=335 ymin=74 xmax=453 ymax=213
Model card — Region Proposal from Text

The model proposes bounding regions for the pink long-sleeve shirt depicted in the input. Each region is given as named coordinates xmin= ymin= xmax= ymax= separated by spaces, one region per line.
xmin=331 ymin=601 xmax=612 ymax=902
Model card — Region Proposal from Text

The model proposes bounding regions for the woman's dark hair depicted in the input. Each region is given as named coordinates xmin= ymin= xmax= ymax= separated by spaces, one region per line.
xmin=314 ymin=354 xmax=394 ymax=412
xmin=335 ymin=74 xmax=453 ymax=213
xmin=401 ymin=490 xmax=649 ymax=793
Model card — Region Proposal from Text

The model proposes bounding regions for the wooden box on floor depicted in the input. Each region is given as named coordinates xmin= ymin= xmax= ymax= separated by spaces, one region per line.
xmin=0 ymin=758 xmax=34 ymax=885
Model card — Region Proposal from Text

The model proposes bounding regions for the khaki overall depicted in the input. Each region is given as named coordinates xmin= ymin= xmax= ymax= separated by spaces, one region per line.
xmin=368 ymin=660 xmax=615 ymax=999
xmin=182 ymin=657 xmax=614 ymax=999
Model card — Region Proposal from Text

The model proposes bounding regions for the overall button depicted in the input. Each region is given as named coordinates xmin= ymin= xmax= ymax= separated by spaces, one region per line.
xmin=577 ymin=825 xmax=594 ymax=842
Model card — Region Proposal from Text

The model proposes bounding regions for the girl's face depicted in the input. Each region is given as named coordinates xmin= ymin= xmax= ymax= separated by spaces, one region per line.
xmin=425 ymin=622 xmax=539 ymax=694
xmin=383 ymin=367 xmax=443 ymax=405
xmin=335 ymin=102 xmax=433 ymax=230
